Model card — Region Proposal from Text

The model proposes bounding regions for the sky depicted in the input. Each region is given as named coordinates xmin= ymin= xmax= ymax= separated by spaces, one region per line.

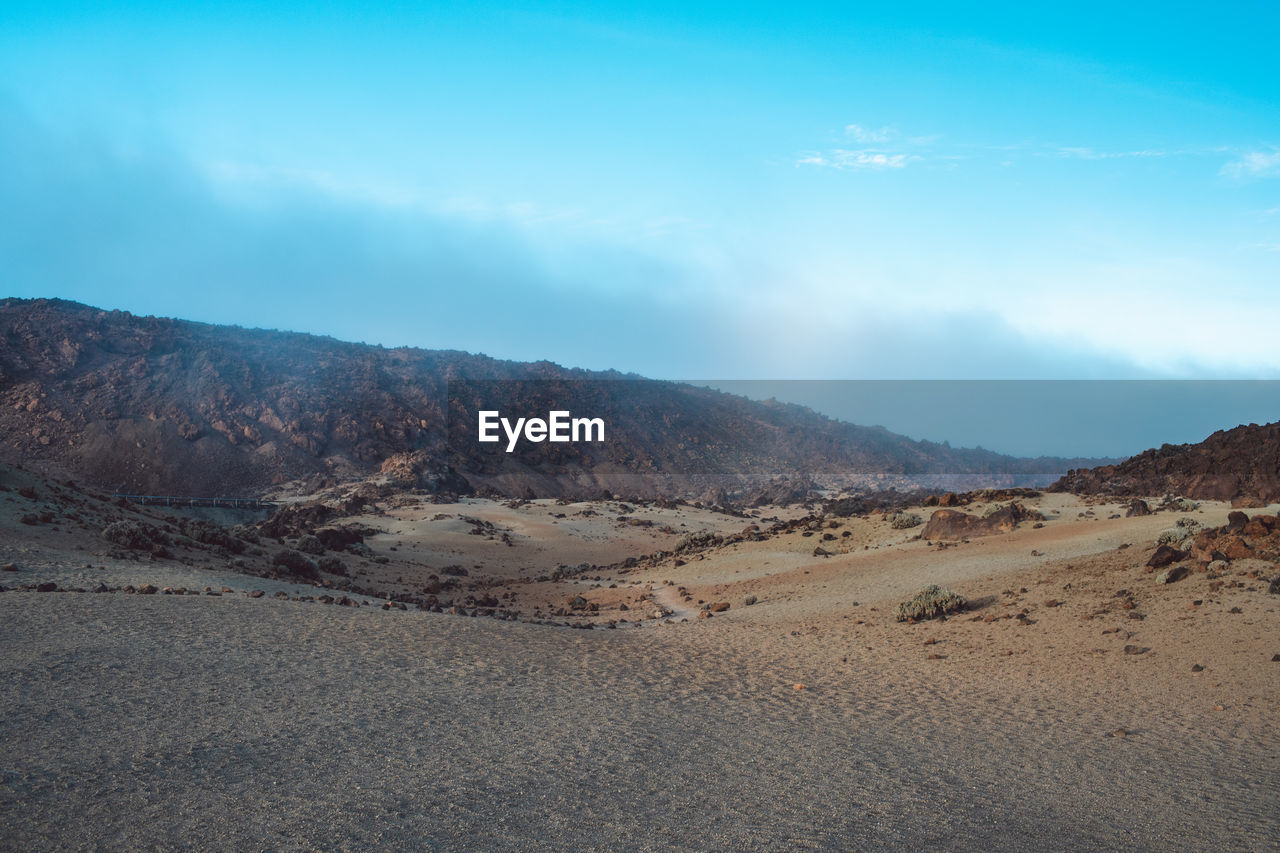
xmin=2 ymin=3 xmax=1279 ymax=401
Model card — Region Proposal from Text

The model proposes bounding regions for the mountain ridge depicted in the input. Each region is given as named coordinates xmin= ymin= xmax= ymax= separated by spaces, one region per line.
xmin=0 ymin=298 xmax=1109 ymax=498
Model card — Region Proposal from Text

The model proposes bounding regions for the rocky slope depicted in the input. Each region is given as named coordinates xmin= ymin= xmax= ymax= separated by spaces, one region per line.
xmin=1051 ymin=421 xmax=1280 ymax=503
xmin=0 ymin=298 xmax=1102 ymax=498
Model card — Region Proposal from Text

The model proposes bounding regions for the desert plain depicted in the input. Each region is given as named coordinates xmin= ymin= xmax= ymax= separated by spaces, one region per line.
xmin=1 ymin=470 xmax=1277 ymax=850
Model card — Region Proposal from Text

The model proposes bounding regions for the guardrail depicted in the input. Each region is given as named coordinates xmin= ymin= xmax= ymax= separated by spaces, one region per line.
xmin=112 ymin=494 xmax=278 ymax=510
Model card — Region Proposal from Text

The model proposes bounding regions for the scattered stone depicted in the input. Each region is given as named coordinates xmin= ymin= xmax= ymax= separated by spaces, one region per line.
xmin=248 ymin=589 xmax=265 ymax=599
xmin=1123 ymin=645 xmax=1150 ymax=655
xmin=1155 ymin=565 xmax=1189 ymax=585
xmin=35 ymin=582 xmax=57 ymax=592
xmin=0 ymin=562 xmax=17 ymax=572
xmin=137 ymin=584 xmax=157 ymax=595
xmin=1191 ymin=664 xmax=1205 ymax=672
xmin=709 ymin=601 xmax=730 ymax=613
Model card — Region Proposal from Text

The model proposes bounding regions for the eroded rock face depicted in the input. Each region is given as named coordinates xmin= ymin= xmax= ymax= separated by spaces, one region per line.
xmin=1186 ymin=514 xmax=1279 ymax=565
xmin=920 ymin=503 xmax=1042 ymax=540
xmin=1051 ymin=421 xmax=1280 ymax=502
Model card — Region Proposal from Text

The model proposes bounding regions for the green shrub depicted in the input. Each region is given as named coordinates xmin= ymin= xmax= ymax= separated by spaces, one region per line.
xmin=894 ymin=585 xmax=966 ymax=622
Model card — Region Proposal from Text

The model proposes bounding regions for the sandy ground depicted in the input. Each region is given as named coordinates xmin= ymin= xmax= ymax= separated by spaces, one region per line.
xmin=1 ymin=483 xmax=1278 ymax=850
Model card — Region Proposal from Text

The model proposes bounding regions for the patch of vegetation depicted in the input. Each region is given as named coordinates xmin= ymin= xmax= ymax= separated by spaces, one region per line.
xmin=272 ymin=548 xmax=318 ymax=579
xmin=894 ymin=585 xmax=967 ymax=622
xmin=102 ymin=520 xmax=169 ymax=550
xmin=180 ymin=519 xmax=245 ymax=554
xmin=295 ymin=534 xmax=325 ymax=555
xmin=317 ymin=555 xmax=348 ymax=576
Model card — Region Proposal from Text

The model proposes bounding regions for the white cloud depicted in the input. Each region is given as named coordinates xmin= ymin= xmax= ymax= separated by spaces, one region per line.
xmin=833 ymin=150 xmax=913 ymax=169
xmin=1055 ymin=147 xmax=1167 ymax=160
xmin=1221 ymin=149 xmax=1280 ymax=179
xmin=844 ymin=123 xmax=894 ymax=143
xmin=797 ymin=149 xmax=916 ymax=171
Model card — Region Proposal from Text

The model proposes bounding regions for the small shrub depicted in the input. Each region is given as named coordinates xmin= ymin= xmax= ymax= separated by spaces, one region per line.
xmin=181 ymin=519 xmax=244 ymax=554
xmin=317 ymin=555 xmax=348 ymax=576
xmin=103 ymin=520 xmax=168 ymax=549
xmin=273 ymin=549 xmax=318 ymax=579
xmin=675 ymin=531 xmax=722 ymax=553
xmin=295 ymin=534 xmax=325 ymax=555
xmin=1157 ymin=526 xmax=1196 ymax=547
xmin=894 ymin=585 xmax=967 ymax=622
xmin=889 ymin=512 xmax=922 ymax=529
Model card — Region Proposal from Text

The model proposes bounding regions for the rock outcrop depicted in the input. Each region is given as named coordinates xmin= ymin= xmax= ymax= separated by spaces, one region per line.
xmin=920 ymin=503 xmax=1043 ymax=540
xmin=1051 ymin=421 xmax=1280 ymax=503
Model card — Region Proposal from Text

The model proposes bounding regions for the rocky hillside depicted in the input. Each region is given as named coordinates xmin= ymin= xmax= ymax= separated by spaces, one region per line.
xmin=0 ymin=298 xmax=1102 ymax=498
xmin=1051 ymin=421 xmax=1280 ymax=503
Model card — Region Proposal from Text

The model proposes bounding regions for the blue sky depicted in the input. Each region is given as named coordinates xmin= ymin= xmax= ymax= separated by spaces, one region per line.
xmin=2 ymin=1 xmax=1279 ymax=381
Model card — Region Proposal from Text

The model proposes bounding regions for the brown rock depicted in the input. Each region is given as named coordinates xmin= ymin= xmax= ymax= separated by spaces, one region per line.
xmin=1125 ymin=500 xmax=1152 ymax=517
xmin=1147 ymin=544 xmax=1188 ymax=569
xmin=921 ymin=503 xmax=1041 ymax=541
xmin=1214 ymin=535 xmax=1253 ymax=561
xmin=1243 ymin=519 xmax=1270 ymax=537
xmin=709 ymin=601 xmax=730 ymax=612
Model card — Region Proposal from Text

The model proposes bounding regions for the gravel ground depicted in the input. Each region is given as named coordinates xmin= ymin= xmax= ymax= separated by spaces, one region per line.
xmin=2 ymin=591 xmax=1276 ymax=851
